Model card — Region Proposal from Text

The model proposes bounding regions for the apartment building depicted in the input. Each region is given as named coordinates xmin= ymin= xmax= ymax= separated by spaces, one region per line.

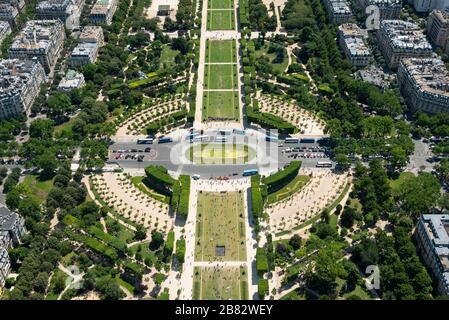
xmin=377 ymin=20 xmax=432 ymax=69
xmin=398 ymin=58 xmax=449 ymax=114
xmin=338 ymin=23 xmax=372 ymax=67
xmin=0 ymin=247 xmax=11 ymax=289
xmin=36 ymin=0 xmax=85 ymax=30
xmin=69 ymin=25 xmax=103 ymax=67
xmin=323 ymin=0 xmax=353 ymax=24
xmin=416 ymin=215 xmax=449 ymax=296
xmin=427 ymin=9 xmax=449 ymax=54
xmin=0 ymin=20 xmax=11 ymax=46
xmin=358 ymin=0 xmax=402 ymax=20
xmin=0 ymin=59 xmax=46 ymax=119
xmin=90 ymin=0 xmax=117 ymax=25
xmin=0 ymin=3 xmax=18 ymax=26
xmin=409 ymin=0 xmax=449 ymax=13
xmin=8 ymin=19 xmax=66 ymax=74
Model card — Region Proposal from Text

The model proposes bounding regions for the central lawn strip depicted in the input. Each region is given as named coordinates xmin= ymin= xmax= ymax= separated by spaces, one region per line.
xmin=208 ymin=0 xmax=233 ymax=9
xmin=207 ymin=10 xmax=235 ymax=30
xmin=206 ymin=39 xmax=235 ymax=63
xmin=203 ymin=91 xmax=239 ymax=120
xmin=205 ymin=64 xmax=238 ymax=89
xmin=195 ymin=191 xmax=246 ymax=261
xmin=193 ymin=266 xmax=248 ymax=300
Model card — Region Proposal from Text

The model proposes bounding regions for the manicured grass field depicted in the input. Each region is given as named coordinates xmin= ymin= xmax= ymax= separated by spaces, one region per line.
xmin=20 ymin=175 xmax=54 ymax=205
xmin=195 ymin=191 xmax=246 ymax=261
xmin=207 ymin=9 xmax=235 ymax=30
xmin=206 ymin=40 xmax=236 ymax=63
xmin=267 ymin=175 xmax=311 ymax=204
xmin=193 ymin=266 xmax=248 ymax=300
xmin=208 ymin=0 xmax=233 ymax=9
xmin=159 ymin=45 xmax=180 ymax=69
xmin=254 ymin=41 xmax=289 ymax=74
xmin=204 ymin=64 xmax=238 ymax=89
xmin=202 ymin=91 xmax=239 ymax=120
xmin=187 ymin=143 xmax=256 ymax=164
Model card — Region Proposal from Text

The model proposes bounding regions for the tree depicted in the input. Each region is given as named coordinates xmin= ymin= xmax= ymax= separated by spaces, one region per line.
xmin=29 ymin=119 xmax=55 ymax=140
xmin=46 ymin=92 xmax=72 ymax=118
xmin=340 ymin=207 xmax=356 ymax=228
xmin=289 ymin=234 xmax=302 ymax=250
xmin=35 ymin=152 xmax=58 ymax=179
xmin=149 ymin=231 xmax=164 ymax=250
xmin=352 ymin=237 xmax=379 ymax=270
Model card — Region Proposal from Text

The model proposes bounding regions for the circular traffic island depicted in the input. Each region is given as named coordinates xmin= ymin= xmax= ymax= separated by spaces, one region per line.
xmin=186 ymin=143 xmax=257 ymax=165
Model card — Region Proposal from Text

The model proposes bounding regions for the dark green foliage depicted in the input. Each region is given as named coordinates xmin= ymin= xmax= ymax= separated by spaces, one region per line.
xmin=263 ymin=161 xmax=301 ymax=194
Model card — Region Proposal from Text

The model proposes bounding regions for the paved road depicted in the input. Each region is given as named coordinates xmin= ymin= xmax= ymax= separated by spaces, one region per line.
xmin=108 ymin=138 xmax=332 ymax=177
xmin=406 ymin=138 xmax=435 ymax=174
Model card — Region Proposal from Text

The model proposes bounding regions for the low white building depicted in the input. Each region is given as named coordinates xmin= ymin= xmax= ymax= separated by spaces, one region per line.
xmin=58 ymin=69 xmax=85 ymax=91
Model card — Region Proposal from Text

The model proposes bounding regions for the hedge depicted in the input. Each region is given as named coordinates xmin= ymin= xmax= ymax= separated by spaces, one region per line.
xmin=258 ymin=279 xmax=269 ymax=298
xmin=256 ymin=248 xmax=268 ymax=276
xmin=171 ymin=180 xmax=181 ymax=208
xmin=145 ymin=165 xmax=176 ymax=196
xmin=175 ymin=239 xmax=186 ymax=264
xmin=263 ymin=161 xmax=301 ymax=194
xmin=65 ymin=229 xmax=118 ymax=261
xmin=251 ymin=175 xmax=264 ymax=221
xmin=247 ymin=107 xmax=296 ymax=134
xmin=178 ymin=175 xmax=190 ymax=218
xmin=164 ymin=230 xmax=175 ymax=256
xmin=88 ymin=226 xmax=127 ymax=252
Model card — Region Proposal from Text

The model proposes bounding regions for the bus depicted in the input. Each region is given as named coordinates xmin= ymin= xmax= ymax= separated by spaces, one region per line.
xmin=218 ymin=129 xmax=232 ymax=135
xmin=300 ymin=138 xmax=315 ymax=144
xmin=185 ymin=132 xmax=199 ymax=140
xmin=216 ymin=136 xmax=228 ymax=143
xmin=316 ymin=161 xmax=332 ymax=168
xmin=242 ymin=169 xmax=258 ymax=176
xmin=266 ymin=135 xmax=279 ymax=142
xmin=158 ymin=137 xmax=173 ymax=144
xmin=233 ymin=129 xmax=245 ymax=135
xmin=285 ymin=137 xmax=299 ymax=144
xmin=137 ymin=138 xmax=153 ymax=144
xmin=193 ymin=135 xmax=209 ymax=142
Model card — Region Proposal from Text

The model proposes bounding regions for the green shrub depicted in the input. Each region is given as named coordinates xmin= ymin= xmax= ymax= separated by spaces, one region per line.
xmin=263 ymin=161 xmax=301 ymax=194
xmin=258 ymin=279 xmax=269 ymax=298
xmin=256 ymin=248 xmax=268 ymax=276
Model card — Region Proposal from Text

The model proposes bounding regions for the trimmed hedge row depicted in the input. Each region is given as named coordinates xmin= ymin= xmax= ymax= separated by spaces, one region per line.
xmin=88 ymin=225 xmax=127 ymax=252
xmin=251 ymin=175 xmax=264 ymax=222
xmin=175 ymin=239 xmax=186 ymax=264
xmin=144 ymin=165 xmax=176 ymax=196
xmin=256 ymin=247 xmax=268 ymax=276
xmin=164 ymin=230 xmax=175 ymax=256
xmin=258 ymin=279 xmax=269 ymax=299
xmin=65 ymin=229 xmax=118 ymax=261
xmin=178 ymin=175 xmax=190 ymax=218
xmin=239 ymin=0 xmax=249 ymax=27
xmin=263 ymin=161 xmax=301 ymax=194
xmin=146 ymin=109 xmax=188 ymax=135
xmin=247 ymin=107 xmax=296 ymax=134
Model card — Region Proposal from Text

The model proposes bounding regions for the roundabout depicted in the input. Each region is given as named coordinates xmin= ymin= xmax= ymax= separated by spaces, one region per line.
xmin=186 ymin=143 xmax=257 ymax=164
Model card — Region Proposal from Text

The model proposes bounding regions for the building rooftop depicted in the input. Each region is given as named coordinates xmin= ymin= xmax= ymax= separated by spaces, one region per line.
xmin=0 ymin=207 xmax=18 ymax=231
xmin=364 ymin=0 xmax=401 ymax=7
xmin=421 ymin=215 xmax=449 ymax=273
xmin=71 ymin=42 xmax=97 ymax=56
xmin=401 ymin=58 xmax=449 ymax=100
xmin=0 ymin=59 xmax=43 ymax=98
xmin=328 ymin=0 xmax=352 ymax=15
xmin=381 ymin=20 xmax=432 ymax=52
xmin=79 ymin=25 xmax=103 ymax=43
xmin=0 ymin=246 xmax=9 ymax=264
xmin=339 ymin=24 xmax=371 ymax=56
xmin=10 ymin=20 xmax=64 ymax=52
xmin=431 ymin=9 xmax=449 ymax=26
xmin=58 ymin=69 xmax=84 ymax=90
xmin=0 ymin=20 xmax=10 ymax=33
xmin=36 ymin=0 xmax=71 ymax=11
xmin=91 ymin=0 xmax=114 ymax=14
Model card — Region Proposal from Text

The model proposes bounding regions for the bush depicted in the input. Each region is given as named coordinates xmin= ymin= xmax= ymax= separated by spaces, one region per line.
xmin=164 ymin=230 xmax=175 ymax=257
xmin=247 ymin=107 xmax=296 ymax=134
xmin=263 ymin=161 xmax=301 ymax=194
xmin=251 ymin=175 xmax=264 ymax=221
xmin=175 ymin=239 xmax=186 ymax=264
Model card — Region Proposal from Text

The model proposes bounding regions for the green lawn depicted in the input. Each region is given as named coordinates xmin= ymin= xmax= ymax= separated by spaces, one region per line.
xmin=159 ymin=45 xmax=180 ymax=69
xmin=206 ymin=40 xmax=235 ymax=63
xmin=20 ymin=175 xmax=54 ymax=204
xmin=129 ymin=241 xmax=156 ymax=264
xmin=54 ymin=116 xmax=77 ymax=136
xmin=205 ymin=64 xmax=238 ymax=89
xmin=187 ymin=143 xmax=256 ymax=164
xmin=202 ymin=91 xmax=239 ymax=120
xmin=208 ymin=0 xmax=233 ymax=9
xmin=195 ymin=191 xmax=246 ymax=261
xmin=193 ymin=266 xmax=248 ymax=300
xmin=267 ymin=175 xmax=311 ymax=204
xmin=254 ymin=42 xmax=289 ymax=74
xmin=207 ymin=10 xmax=235 ymax=30
xmin=105 ymin=216 xmax=136 ymax=243
xmin=389 ymin=172 xmax=415 ymax=192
